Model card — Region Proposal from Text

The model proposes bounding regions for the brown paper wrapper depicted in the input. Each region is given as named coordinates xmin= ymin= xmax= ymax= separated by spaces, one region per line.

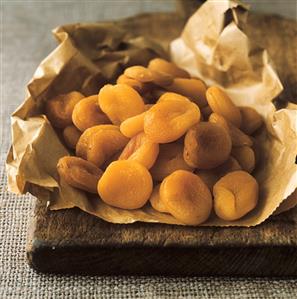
xmin=6 ymin=0 xmax=297 ymax=226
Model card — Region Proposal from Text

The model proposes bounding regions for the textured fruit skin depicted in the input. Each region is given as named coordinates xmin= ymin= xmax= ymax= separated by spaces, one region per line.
xmin=213 ymin=170 xmax=259 ymax=221
xmin=206 ymin=86 xmax=242 ymax=127
xmin=150 ymin=142 xmax=193 ymax=181
xmin=119 ymin=132 xmax=159 ymax=169
xmin=57 ymin=156 xmax=103 ymax=193
xmin=148 ymin=58 xmax=190 ymax=79
xmin=124 ymin=66 xmax=154 ymax=83
xmin=144 ymin=100 xmax=200 ymax=143
xmin=149 ymin=185 xmax=169 ymax=213
xmin=160 ymin=170 xmax=212 ymax=225
xmin=72 ymin=95 xmax=110 ymax=132
xmin=195 ymin=157 xmax=242 ymax=189
xmin=46 ymin=91 xmax=84 ymax=128
xmin=240 ymin=106 xmax=263 ymax=134
xmin=98 ymin=84 xmax=145 ymax=125
xmin=120 ymin=112 xmax=145 ymax=138
xmin=63 ymin=125 xmax=81 ymax=149
xmin=117 ymin=74 xmax=144 ymax=93
xmin=166 ymin=78 xmax=208 ymax=108
xmin=231 ymin=146 xmax=256 ymax=173
xmin=76 ymin=125 xmax=128 ymax=167
xmin=98 ymin=160 xmax=153 ymax=210
xmin=184 ymin=122 xmax=232 ymax=169
xmin=209 ymin=113 xmax=253 ymax=147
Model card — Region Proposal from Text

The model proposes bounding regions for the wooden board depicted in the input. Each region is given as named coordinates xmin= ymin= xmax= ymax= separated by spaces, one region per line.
xmin=26 ymin=11 xmax=297 ymax=276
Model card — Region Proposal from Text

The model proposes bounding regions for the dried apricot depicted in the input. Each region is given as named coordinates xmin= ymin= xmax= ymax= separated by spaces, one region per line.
xmin=98 ymin=84 xmax=145 ymax=125
xmin=63 ymin=125 xmax=81 ymax=149
xmin=240 ymin=107 xmax=263 ymax=134
xmin=119 ymin=132 xmax=159 ymax=169
xmin=166 ymin=78 xmax=208 ymax=108
xmin=160 ymin=170 xmax=212 ymax=225
xmin=150 ymin=142 xmax=193 ymax=181
xmin=45 ymin=91 xmax=84 ymax=128
xmin=76 ymin=125 xmax=128 ymax=167
xmin=213 ymin=170 xmax=259 ymax=221
xmin=209 ymin=113 xmax=253 ymax=147
xmin=195 ymin=157 xmax=241 ymax=189
xmin=116 ymin=74 xmax=144 ymax=93
xmin=98 ymin=160 xmax=153 ymax=209
xmin=57 ymin=156 xmax=103 ymax=193
xmin=124 ymin=65 xmax=154 ymax=82
xmin=206 ymin=86 xmax=242 ymax=127
xmin=149 ymin=184 xmax=169 ymax=213
xmin=120 ymin=112 xmax=145 ymax=138
xmin=144 ymin=100 xmax=200 ymax=143
xmin=231 ymin=146 xmax=255 ymax=173
xmin=72 ymin=95 xmax=110 ymax=132
xmin=184 ymin=122 xmax=232 ymax=169
xmin=148 ymin=58 xmax=190 ymax=79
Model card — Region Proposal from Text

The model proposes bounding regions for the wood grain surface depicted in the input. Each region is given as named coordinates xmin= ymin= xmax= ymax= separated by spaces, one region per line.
xmin=27 ymin=11 xmax=297 ymax=276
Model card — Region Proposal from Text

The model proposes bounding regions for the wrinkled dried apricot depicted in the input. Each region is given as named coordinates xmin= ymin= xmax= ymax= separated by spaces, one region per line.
xmin=206 ymin=86 xmax=242 ymax=127
xmin=195 ymin=157 xmax=242 ymax=189
xmin=98 ymin=160 xmax=153 ymax=209
xmin=160 ymin=170 xmax=212 ymax=225
xmin=231 ymin=146 xmax=255 ymax=173
xmin=76 ymin=125 xmax=128 ymax=167
xmin=149 ymin=184 xmax=169 ymax=213
xmin=57 ymin=156 xmax=103 ymax=193
xmin=124 ymin=65 xmax=154 ymax=82
xmin=157 ymin=92 xmax=191 ymax=104
xmin=63 ymin=125 xmax=81 ymax=149
xmin=46 ymin=91 xmax=84 ymax=128
xmin=166 ymin=78 xmax=208 ymax=108
xmin=144 ymin=100 xmax=200 ymax=143
xmin=240 ymin=107 xmax=263 ymax=135
xmin=184 ymin=122 xmax=232 ymax=169
xmin=150 ymin=142 xmax=193 ymax=181
xmin=116 ymin=74 xmax=144 ymax=93
xmin=98 ymin=84 xmax=145 ymax=125
xmin=120 ymin=112 xmax=145 ymax=138
xmin=72 ymin=95 xmax=110 ymax=132
xmin=150 ymin=70 xmax=174 ymax=87
xmin=119 ymin=132 xmax=159 ymax=169
xmin=213 ymin=170 xmax=259 ymax=221
xmin=148 ymin=58 xmax=190 ymax=79
xmin=209 ymin=113 xmax=253 ymax=147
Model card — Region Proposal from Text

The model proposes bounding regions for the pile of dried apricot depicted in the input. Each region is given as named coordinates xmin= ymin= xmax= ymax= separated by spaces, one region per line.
xmin=47 ymin=57 xmax=263 ymax=225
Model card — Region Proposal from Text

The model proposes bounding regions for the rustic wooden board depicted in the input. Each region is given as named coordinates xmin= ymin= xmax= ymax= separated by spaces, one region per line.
xmin=26 ymin=11 xmax=297 ymax=276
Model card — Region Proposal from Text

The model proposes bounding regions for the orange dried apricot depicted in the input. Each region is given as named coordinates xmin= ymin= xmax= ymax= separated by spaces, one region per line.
xmin=45 ymin=91 xmax=84 ymax=128
xmin=166 ymin=78 xmax=208 ymax=108
xmin=160 ymin=170 xmax=212 ymax=225
xmin=206 ymin=86 xmax=242 ymax=127
xmin=184 ymin=122 xmax=232 ymax=169
xmin=149 ymin=184 xmax=169 ymax=213
xmin=72 ymin=95 xmax=110 ymax=132
xmin=213 ymin=170 xmax=259 ymax=221
xmin=231 ymin=146 xmax=255 ymax=173
xmin=148 ymin=58 xmax=190 ymax=79
xmin=98 ymin=84 xmax=145 ymax=125
xmin=150 ymin=142 xmax=193 ymax=181
xmin=240 ymin=106 xmax=263 ymax=135
xmin=76 ymin=125 xmax=128 ymax=167
xmin=144 ymin=100 xmax=200 ymax=143
xmin=119 ymin=132 xmax=159 ymax=169
xmin=116 ymin=74 xmax=144 ymax=93
xmin=195 ymin=157 xmax=242 ymax=189
xmin=57 ymin=156 xmax=103 ymax=193
xmin=157 ymin=92 xmax=191 ymax=104
xmin=120 ymin=112 xmax=145 ymax=138
xmin=98 ymin=160 xmax=153 ymax=209
xmin=209 ymin=113 xmax=253 ymax=147
xmin=63 ymin=125 xmax=81 ymax=149
xmin=124 ymin=65 xmax=154 ymax=82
